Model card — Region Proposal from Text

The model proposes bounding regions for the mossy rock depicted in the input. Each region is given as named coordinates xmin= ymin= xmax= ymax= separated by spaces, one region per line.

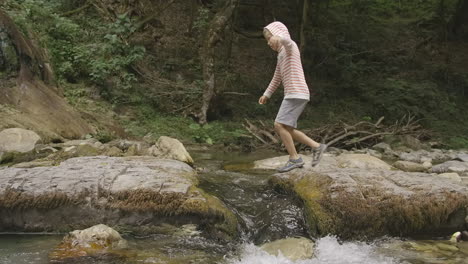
xmin=0 ymin=150 xmax=47 ymax=166
xmin=266 ymin=155 xmax=468 ymax=239
xmin=0 ymin=156 xmax=238 ymax=241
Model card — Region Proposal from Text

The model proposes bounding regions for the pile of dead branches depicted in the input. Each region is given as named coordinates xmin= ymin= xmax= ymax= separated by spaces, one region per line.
xmin=243 ymin=114 xmax=430 ymax=150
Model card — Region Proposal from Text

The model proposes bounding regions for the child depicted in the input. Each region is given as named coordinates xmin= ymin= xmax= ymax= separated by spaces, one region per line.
xmin=259 ymin=21 xmax=326 ymax=172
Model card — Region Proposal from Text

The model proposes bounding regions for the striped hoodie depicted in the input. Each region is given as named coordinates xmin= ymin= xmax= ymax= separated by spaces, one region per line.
xmin=263 ymin=22 xmax=310 ymax=101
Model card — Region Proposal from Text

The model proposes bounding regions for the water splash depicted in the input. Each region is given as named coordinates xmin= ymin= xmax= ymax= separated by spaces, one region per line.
xmin=226 ymin=236 xmax=401 ymax=264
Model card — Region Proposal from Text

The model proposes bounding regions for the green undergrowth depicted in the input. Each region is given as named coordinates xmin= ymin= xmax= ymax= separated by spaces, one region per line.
xmin=122 ymin=105 xmax=251 ymax=146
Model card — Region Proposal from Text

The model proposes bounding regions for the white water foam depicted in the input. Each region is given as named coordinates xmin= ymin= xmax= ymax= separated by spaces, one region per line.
xmin=226 ymin=236 xmax=401 ymax=264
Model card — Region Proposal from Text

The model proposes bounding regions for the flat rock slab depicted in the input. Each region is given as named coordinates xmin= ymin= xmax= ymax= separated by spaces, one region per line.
xmin=0 ymin=156 xmax=237 ymax=238
xmin=255 ymin=154 xmax=468 ymax=238
xmin=0 ymin=156 xmax=195 ymax=195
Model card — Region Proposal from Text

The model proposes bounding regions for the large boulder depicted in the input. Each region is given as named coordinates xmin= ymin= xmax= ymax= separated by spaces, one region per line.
xmin=260 ymin=237 xmax=315 ymax=261
xmin=254 ymin=154 xmax=468 ymax=239
xmin=0 ymin=128 xmax=41 ymax=153
xmin=147 ymin=136 xmax=194 ymax=165
xmin=0 ymin=156 xmax=237 ymax=240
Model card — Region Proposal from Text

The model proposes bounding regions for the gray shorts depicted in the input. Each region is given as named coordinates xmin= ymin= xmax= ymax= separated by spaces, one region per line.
xmin=275 ymin=99 xmax=308 ymax=128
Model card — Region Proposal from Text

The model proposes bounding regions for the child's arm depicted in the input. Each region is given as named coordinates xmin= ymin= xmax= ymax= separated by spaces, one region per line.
xmin=264 ymin=62 xmax=281 ymax=98
xmin=279 ymin=36 xmax=294 ymax=52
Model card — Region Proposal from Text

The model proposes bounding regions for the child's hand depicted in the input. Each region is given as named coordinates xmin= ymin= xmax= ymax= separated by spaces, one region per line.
xmin=258 ymin=96 xmax=268 ymax=104
xmin=268 ymin=36 xmax=282 ymax=51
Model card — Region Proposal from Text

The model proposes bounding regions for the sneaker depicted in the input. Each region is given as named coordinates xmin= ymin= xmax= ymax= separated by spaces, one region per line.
xmin=312 ymin=144 xmax=327 ymax=167
xmin=277 ymin=157 xmax=305 ymax=173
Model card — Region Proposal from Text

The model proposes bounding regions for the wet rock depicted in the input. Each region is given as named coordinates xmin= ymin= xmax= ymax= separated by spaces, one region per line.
xmin=104 ymin=146 xmax=123 ymax=157
xmin=110 ymin=140 xmax=149 ymax=153
xmin=336 ymin=154 xmax=391 ymax=170
xmin=0 ymin=128 xmax=41 ymax=153
xmin=34 ymin=144 xmax=58 ymax=154
xmin=398 ymin=135 xmax=427 ymax=150
xmin=455 ymin=153 xmax=468 ymax=162
xmin=438 ymin=173 xmax=462 ymax=183
xmin=431 ymin=161 xmax=468 ymax=174
xmin=434 ymin=242 xmax=459 ymax=252
xmin=49 ymin=224 xmax=128 ymax=261
xmin=173 ymin=224 xmax=201 ymax=237
xmin=260 ymin=237 xmax=315 ymax=261
xmin=0 ymin=156 xmax=237 ymax=239
xmin=372 ymin=142 xmax=392 ymax=153
xmin=147 ymin=136 xmax=194 ymax=165
xmin=258 ymin=153 xmax=468 ymax=239
xmin=393 ymin=160 xmax=428 ymax=172
xmin=254 ymin=155 xmax=318 ymax=170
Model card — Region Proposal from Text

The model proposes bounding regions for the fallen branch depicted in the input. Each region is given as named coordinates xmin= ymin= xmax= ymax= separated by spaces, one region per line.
xmin=61 ymin=1 xmax=92 ymax=16
xmin=243 ymin=115 xmax=429 ymax=150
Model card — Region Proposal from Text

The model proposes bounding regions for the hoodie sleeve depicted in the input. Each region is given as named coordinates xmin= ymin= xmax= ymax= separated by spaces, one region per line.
xmin=264 ymin=61 xmax=281 ymax=98
xmin=280 ymin=36 xmax=294 ymax=53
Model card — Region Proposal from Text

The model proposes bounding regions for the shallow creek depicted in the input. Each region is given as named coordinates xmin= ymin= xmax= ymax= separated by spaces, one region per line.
xmin=0 ymin=150 xmax=467 ymax=264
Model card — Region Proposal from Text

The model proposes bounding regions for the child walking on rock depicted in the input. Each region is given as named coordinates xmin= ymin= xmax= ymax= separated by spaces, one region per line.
xmin=259 ymin=21 xmax=326 ymax=172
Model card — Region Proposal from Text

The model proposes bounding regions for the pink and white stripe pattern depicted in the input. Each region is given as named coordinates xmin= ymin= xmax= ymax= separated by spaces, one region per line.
xmin=263 ymin=21 xmax=310 ymax=101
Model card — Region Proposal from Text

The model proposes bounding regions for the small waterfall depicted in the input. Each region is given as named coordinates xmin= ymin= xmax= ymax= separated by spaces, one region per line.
xmin=226 ymin=236 xmax=400 ymax=264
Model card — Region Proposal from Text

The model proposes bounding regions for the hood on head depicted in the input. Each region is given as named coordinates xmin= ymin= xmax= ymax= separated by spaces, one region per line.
xmin=264 ymin=21 xmax=290 ymax=38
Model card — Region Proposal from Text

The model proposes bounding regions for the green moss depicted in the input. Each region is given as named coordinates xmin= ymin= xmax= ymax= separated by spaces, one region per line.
xmin=0 ymin=150 xmax=47 ymax=166
xmin=271 ymin=172 xmax=468 ymax=239
xmin=190 ymin=186 xmax=238 ymax=240
xmin=0 ymin=189 xmax=78 ymax=210
xmin=270 ymin=173 xmax=336 ymax=236
xmin=103 ymin=187 xmax=238 ymax=240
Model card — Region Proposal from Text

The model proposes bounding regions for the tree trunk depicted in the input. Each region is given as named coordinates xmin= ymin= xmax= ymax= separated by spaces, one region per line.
xmin=198 ymin=0 xmax=238 ymax=124
xmin=300 ymin=0 xmax=310 ymax=53
xmin=451 ymin=0 xmax=468 ymax=39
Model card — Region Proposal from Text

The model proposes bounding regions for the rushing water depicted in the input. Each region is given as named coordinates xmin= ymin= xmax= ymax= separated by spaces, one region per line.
xmin=1 ymin=149 xmax=467 ymax=264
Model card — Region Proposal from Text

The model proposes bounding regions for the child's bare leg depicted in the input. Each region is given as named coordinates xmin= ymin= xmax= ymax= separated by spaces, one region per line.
xmin=290 ymin=129 xmax=320 ymax=149
xmin=274 ymin=122 xmax=299 ymax=159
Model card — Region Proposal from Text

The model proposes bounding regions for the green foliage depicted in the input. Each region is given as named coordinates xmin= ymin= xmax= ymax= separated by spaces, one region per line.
xmin=360 ymin=78 xmax=458 ymax=119
xmin=123 ymin=105 xmax=249 ymax=145
xmin=193 ymin=7 xmax=211 ymax=33
xmin=94 ymin=130 xmax=115 ymax=143
xmin=3 ymin=1 xmax=145 ymax=103
xmin=88 ymin=14 xmax=145 ymax=92
xmin=447 ymin=136 xmax=468 ymax=149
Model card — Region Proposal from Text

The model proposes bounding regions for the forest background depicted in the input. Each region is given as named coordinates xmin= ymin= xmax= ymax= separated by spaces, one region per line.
xmin=2 ymin=0 xmax=468 ymax=149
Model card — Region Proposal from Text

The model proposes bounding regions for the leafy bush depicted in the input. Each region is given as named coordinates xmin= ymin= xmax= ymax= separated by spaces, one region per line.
xmin=4 ymin=1 xmax=145 ymax=103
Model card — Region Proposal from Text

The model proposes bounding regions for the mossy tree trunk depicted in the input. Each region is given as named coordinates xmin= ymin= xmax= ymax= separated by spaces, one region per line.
xmin=300 ymin=0 xmax=310 ymax=53
xmin=0 ymin=10 xmax=54 ymax=85
xmin=451 ymin=0 xmax=468 ymax=39
xmin=198 ymin=0 xmax=238 ymax=124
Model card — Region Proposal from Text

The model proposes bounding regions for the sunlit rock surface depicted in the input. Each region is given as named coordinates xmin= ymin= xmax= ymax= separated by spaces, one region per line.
xmin=147 ymin=136 xmax=194 ymax=165
xmin=254 ymin=153 xmax=468 ymax=238
xmin=0 ymin=156 xmax=237 ymax=239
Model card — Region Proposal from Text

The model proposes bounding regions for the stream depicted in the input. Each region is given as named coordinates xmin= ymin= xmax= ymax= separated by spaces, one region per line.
xmin=1 ymin=149 xmax=467 ymax=264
